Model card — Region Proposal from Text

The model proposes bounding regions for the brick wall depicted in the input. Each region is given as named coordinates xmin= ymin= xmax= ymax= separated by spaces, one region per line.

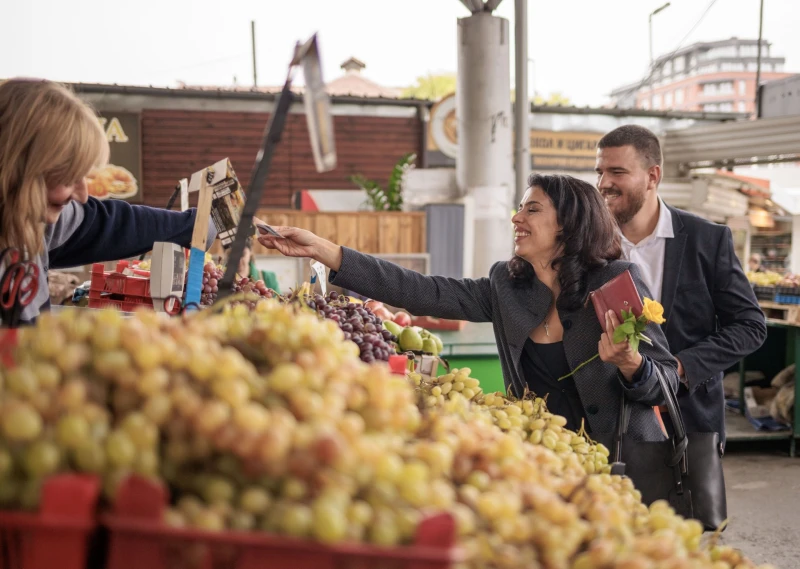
xmin=140 ymin=109 xmax=420 ymax=208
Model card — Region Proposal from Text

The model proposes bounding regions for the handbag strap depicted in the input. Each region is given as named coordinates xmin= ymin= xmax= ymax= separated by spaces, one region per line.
xmin=615 ymin=362 xmax=688 ymax=467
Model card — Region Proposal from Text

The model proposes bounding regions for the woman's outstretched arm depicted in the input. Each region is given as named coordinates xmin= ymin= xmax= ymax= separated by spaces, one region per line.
xmin=257 ymin=226 xmax=495 ymax=323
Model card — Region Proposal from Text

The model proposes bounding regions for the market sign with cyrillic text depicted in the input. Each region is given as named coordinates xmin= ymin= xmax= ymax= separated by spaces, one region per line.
xmin=529 ymin=130 xmax=603 ymax=171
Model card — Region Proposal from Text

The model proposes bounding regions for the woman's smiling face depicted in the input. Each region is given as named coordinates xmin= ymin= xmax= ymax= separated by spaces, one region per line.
xmin=511 ymin=185 xmax=560 ymax=263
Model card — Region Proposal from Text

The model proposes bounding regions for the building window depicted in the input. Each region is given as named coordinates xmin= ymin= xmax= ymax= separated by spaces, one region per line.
xmin=740 ymin=45 xmax=759 ymax=57
xmin=776 ymin=62 xmax=784 ymax=72
xmin=718 ymin=102 xmax=734 ymax=112
xmin=739 ymin=80 xmax=747 ymax=95
xmin=763 ymin=63 xmax=773 ymax=72
xmin=664 ymin=60 xmax=672 ymax=76
xmin=702 ymin=82 xmax=734 ymax=96
xmin=748 ymin=62 xmax=758 ymax=72
xmin=690 ymin=56 xmax=697 ymax=68
xmin=703 ymin=103 xmax=719 ymax=112
xmin=664 ymin=91 xmax=673 ymax=108
xmin=675 ymin=88 xmax=685 ymax=104
xmin=699 ymin=64 xmax=720 ymax=74
xmin=738 ymin=101 xmax=747 ymax=113
xmin=674 ymin=57 xmax=685 ymax=72
xmin=653 ymin=94 xmax=662 ymax=109
xmin=720 ymin=62 xmax=745 ymax=72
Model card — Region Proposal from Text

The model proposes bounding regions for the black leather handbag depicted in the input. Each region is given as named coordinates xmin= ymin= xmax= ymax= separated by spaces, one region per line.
xmin=612 ymin=372 xmax=727 ymax=532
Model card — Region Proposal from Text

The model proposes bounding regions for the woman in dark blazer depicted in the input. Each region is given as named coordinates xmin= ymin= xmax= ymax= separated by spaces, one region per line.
xmin=258 ymin=174 xmax=678 ymax=444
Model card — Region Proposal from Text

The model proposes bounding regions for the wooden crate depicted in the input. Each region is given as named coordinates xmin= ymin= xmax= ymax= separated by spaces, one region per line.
xmin=759 ymin=301 xmax=800 ymax=325
xmin=209 ymin=210 xmax=426 ymax=256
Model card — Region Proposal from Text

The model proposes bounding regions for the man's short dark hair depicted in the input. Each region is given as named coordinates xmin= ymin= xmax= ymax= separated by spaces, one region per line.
xmin=597 ymin=125 xmax=663 ymax=168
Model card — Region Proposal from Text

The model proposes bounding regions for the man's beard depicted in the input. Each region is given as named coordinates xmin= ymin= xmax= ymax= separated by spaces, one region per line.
xmin=606 ymin=188 xmax=646 ymax=226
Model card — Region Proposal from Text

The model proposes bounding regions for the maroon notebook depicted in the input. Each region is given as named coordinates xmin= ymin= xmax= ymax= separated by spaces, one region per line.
xmin=588 ymin=270 xmax=644 ymax=327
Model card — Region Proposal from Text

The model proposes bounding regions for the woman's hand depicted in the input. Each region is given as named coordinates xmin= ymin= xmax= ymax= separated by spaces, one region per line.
xmin=598 ymin=309 xmax=643 ymax=382
xmin=255 ymin=224 xmax=343 ymax=271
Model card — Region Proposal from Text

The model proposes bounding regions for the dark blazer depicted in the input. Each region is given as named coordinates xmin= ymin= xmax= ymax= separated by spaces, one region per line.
xmin=331 ymin=248 xmax=680 ymax=445
xmin=660 ymin=205 xmax=767 ymax=448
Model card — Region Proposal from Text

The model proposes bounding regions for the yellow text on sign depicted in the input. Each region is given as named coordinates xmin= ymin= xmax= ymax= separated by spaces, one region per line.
xmin=98 ymin=117 xmax=129 ymax=143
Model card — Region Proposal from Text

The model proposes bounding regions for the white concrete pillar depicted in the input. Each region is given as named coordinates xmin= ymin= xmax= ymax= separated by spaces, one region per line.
xmin=457 ymin=12 xmax=514 ymax=278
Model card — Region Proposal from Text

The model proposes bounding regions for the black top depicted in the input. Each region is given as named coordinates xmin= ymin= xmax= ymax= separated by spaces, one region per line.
xmin=520 ymin=339 xmax=588 ymax=432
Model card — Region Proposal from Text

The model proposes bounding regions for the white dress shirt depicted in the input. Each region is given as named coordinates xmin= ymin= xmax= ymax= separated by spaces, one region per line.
xmin=619 ymin=198 xmax=674 ymax=303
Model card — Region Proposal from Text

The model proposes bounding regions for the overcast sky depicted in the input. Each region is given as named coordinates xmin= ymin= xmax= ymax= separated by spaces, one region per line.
xmin=3 ymin=0 xmax=797 ymax=106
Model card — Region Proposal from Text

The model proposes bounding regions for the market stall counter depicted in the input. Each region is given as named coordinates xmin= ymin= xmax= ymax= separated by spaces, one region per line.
xmin=436 ymin=322 xmax=505 ymax=395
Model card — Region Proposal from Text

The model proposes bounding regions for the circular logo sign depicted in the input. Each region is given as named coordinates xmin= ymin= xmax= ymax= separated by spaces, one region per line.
xmin=429 ymin=93 xmax=457 ymax=159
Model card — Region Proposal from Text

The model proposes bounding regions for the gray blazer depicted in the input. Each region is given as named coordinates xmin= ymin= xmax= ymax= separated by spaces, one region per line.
xmin=330 ymin=248 xmax=679 ymax=444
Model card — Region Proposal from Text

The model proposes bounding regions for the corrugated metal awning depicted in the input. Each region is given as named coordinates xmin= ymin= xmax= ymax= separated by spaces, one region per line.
xmin=663 ymin=114 xmax=800 ymax=171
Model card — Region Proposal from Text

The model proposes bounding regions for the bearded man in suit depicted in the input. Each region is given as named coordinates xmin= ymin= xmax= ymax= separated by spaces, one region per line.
xmin=595 ymin=124 xmax=767 ymax=454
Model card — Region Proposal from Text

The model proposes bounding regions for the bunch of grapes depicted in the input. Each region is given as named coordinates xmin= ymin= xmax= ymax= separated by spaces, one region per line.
xmin=303 ymin=291 xmax=397 ymax=364
xmin=411 ymin=368 xmax=613 ymax=476
xmin=232 ymin=277 xmax=275 ymax=300
xmin=199 ymin=263 xmax=224 ymax=306
xmin=0 ymin=307 xmax=778 ymax=569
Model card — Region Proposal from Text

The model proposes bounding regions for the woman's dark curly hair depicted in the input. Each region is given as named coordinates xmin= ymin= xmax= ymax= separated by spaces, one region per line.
xmin=509 ymin=173 xmax=622 ymax=311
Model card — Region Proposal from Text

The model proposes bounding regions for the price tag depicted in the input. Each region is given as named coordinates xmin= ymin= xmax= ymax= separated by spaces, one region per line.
xmin=310 ymin=260 xmax=327 ymax=295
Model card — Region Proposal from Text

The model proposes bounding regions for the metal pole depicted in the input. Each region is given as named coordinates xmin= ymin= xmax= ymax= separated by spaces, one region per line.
xmin=648 ymin=14 xmax=654 ymax=109
xmin=514 ymin=0 xmax=529 ymax=205
xmin=755 ymin=0 xmax=764 ymax=115
xmin=647 ymin=3 xmax=670 ymax=110
xmin=251 ymin=21 xmax=258 ymax=87
xmin=218 ymin=76 xmax=295 ymax=299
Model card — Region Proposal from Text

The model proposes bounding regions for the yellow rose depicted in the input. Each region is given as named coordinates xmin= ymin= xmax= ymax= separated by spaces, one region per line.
xmin=642 ymin=297 xmax=666 ymax=325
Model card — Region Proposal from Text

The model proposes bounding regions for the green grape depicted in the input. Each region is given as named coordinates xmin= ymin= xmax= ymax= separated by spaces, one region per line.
xmin=163 ymin=508 xmax=187 ymax=528
xmin=2 ymin=403 xmax=43 ymax=442
xmin=105 ymin=430 xmax=136 ymax=468
xmin=132 ymin=344 xmax=163 ymax=371
xmin=230 ymin=510 xmax=256 ymax=531
xmin=7 ymin=367 xmax=38 ymax=398
xmin=177 ymin=495 xmax=204 ymax=521
xmin=73 ymin=441 xmax=106 ymax=473
xmin=281 ymin=503 xmax=313 ymax=537
xmin=193 ymin=509 xmax=225 ymax=531
xmin=212 ymin=378 xmax=249 ymax=408
xmin=56 ymin=414 xmax=91 ymax=450
xmin=122 ymin=413 xmax=159 ymax=450
xmin=369 ymin=512 xmax=401 ymax=546
xmin=32 ymin=362 xmax=61 ymax=389
xmin=23 ymin=441 xmax=61 ymax=477
xmin=134 ymin=449 xmax=159 ymax=477
xmin=311 ymin=499 xmax=348 ymax=543
xmin=239 ymin=487 xmax=271 ymax=515
xmin=201 ymin=476 xmax=236 ymax=504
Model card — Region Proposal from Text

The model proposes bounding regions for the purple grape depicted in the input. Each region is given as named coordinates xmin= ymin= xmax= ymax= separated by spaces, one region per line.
xmin=381 ymin=330 xmax=392 ymax=341
xmin=364 ymin=323 xmax=376 ymax=333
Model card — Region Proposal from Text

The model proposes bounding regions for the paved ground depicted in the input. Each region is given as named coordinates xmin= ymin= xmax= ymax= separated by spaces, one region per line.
xmin=720 ymin=444 xmax=800 ymax=569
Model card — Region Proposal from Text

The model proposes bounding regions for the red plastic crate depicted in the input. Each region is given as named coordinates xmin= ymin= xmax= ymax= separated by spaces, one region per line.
xmin=104 ymin=477 xmax=463 ymax=569
xmin=88 ymin=296 xmax=154 ymax=312
xmin=0 ymin=474 xmax=101 ymax=569
xmin=90 ymin=264 xmax=152 ymax=298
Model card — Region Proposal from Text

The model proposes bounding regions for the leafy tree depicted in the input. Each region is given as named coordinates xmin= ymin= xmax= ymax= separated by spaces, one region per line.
xmin=402 ymin=74 xmax=457 ymax=100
